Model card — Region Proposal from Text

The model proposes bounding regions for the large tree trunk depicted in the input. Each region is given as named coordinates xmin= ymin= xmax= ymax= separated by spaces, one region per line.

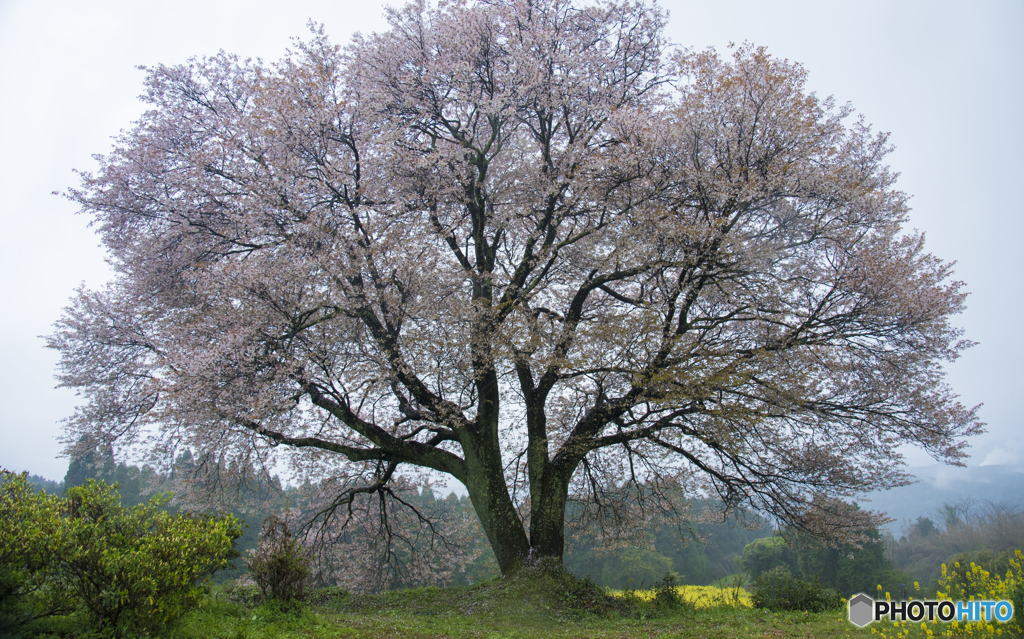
xmin=512 ymin=363 xmax=578 ymax=566
xmin=461 ymin=430 xmax=531 ymax=574
xmin=463 ymin=454 xmax=575 ymax=574
xmin=460 ymin=368 xmax=575 ymax=573
xmin=528 ymin=467 xmax=572 ymax=559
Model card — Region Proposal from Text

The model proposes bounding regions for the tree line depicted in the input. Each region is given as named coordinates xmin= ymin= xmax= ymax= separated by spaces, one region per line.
xmin=30 ymin=437 xmax=1022 ymax=602
xmin=27 ymin=439 xmax=778 ymax=592
xmin=885 ymin=500 xmax=1024 ymax=595
xmin=735 ymin=499 xmax=1024 ymax=599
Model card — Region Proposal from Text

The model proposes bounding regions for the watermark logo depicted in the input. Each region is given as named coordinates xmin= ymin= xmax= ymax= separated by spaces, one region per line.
xmin=847 ymin=594 xmax=1015 ymax=627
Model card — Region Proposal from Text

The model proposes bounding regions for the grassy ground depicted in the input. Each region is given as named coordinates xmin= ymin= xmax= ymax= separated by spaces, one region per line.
xmin=171 ymin=570 xmax=877 ymax=639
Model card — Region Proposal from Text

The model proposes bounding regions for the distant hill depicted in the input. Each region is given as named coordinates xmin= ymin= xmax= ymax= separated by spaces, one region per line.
xmin=860 ymin=464 xmax=1024 ymax=533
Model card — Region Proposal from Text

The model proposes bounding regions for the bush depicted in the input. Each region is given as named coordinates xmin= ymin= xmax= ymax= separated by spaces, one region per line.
xmin=749 ymin=565 xmax=842 ymax=612
xmin=652 ymin=572 xmax=686 ymax=610
xmin=58 ymin=481 xmax=243 ymax=635
xmin=0 ymin=471 xmax=241 ymax=637
xmin=245 ymin=517 xmax=311 ymax=603
xmin=556 ymin=567 xmax=622 ymax=616
xmin=0 ymin=471 xmax=73 ymax=633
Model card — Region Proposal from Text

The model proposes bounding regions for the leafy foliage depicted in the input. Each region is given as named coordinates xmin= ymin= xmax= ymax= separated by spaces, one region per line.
xmin=651 ymin=572 xmax=693 ymax=612
xmin=794 ymin=528 xmax=900 ymax=595
xmin=737 ymin=512 xmax=903 ymax=597
xmin=245 ymin=517 xmax=311 ymax=603
xmin=60 ymin=442 xmax=295 ymax=587
xmin=738 ymin=536 xmax=798 ymax=580
xmin=0 ymin=471 xmax=72 ymax=633
xmin=0 ymin=471 xmax=241 ymax=637
xmin=748 ymin=566 xmax=842 ymax=613
xmin=575 ymin=546 xmax=675 ymax=591
xmin=58 ymin=480 xmax=242 ymax=634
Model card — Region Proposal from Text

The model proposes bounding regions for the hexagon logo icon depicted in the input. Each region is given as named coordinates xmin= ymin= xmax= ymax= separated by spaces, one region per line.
xmin=849 ymin=593 xmax=874 ymax=627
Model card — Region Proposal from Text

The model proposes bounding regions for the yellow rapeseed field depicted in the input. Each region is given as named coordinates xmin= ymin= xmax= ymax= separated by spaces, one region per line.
xmin=611 ymin=584 xmax=752 ymax=608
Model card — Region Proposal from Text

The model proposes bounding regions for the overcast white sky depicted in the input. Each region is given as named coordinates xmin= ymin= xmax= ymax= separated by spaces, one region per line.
xmin=1 ymin=0 xmax=1021 ymax=484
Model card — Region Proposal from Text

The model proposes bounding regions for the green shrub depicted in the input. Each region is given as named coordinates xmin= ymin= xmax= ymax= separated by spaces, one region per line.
xmin=749 ymin=565 xmax=842 ymax=612
xmin=0 ymin=471 xmax=75 ymax=633
xmin=245 ymin=517 xmax=311 ymax=603
xmin=0 ymin=471 xmax=241 ymax=637
xmin=549 ymin=563 xmax=619 ymax=616
xmin=58 ymin=481 xmax=242 ymax=635
xmin=652 ymin=572 xmax=686 ymax=610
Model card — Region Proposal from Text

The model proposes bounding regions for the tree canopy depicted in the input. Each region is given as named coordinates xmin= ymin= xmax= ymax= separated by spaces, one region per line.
xmin=50 ymin=0 xmax=980 ymax=575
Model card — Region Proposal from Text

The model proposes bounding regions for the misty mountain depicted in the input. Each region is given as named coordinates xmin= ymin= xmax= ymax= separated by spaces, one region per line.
xmin=860 ymin=464 xmax=1024 ymax=533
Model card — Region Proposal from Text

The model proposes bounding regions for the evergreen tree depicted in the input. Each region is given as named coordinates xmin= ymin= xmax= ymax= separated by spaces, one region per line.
xmin=26 ymin=474 xmax=63 ymax=495
xmin=62 ymin=436 xmax=143 ymax=506
xmin=62 ymin=436 xmax=101 ymax=492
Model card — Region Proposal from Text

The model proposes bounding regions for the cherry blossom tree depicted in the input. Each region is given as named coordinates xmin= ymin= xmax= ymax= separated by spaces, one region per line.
xmin=50 ymin=0 xmax=981 ymax=575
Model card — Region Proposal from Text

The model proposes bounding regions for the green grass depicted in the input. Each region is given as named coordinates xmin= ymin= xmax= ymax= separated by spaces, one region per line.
xmin=169 ymin=569 xmax=878 ymax=639
xmin=174 ymin=598 xmax=870 ymax=639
